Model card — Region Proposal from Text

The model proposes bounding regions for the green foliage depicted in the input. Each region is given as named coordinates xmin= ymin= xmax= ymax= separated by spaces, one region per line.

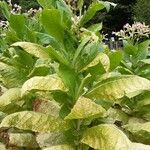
xmin=133 ymin=0 xmax=150 ymax=25
xmin=0 ymin=0 xmax=150 ymax=149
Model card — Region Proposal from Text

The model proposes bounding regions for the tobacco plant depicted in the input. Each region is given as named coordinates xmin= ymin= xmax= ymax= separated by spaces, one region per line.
xmin=0 ymin=0 xmax=150 ymax=150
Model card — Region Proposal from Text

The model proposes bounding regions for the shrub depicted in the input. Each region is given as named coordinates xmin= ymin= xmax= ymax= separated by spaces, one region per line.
xmin=133 ymin=0 xmax=150 ymax=25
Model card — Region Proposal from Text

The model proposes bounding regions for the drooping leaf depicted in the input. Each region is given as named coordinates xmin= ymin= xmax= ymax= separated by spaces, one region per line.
xmin=131 ymin=143 xmax=150 ymax=150
xmin=33 ymin=99 xmax=60 ymax=117
xmin=0 ymin=62 xmax=27 ymax=88
xmin=11 ymin=42 xmax=50 ymax=59
xmin=41 ymin=9 xmax=64 ymax=44
xmin=43 ymin=145 xmax=75 ymax=150
xmin=124 ymin=122 xmax=150 ymax=144
xmin=86 ymin=75 xmax=150 ymax=101
xmin=81 ymin=124 xmax=131 ymax=150
xmin=0 ymin=88 xmax=21 ymax=110
xmin=8 ymin=133 xmax=39 ymax=148
xmin=65 ymin=96 xmax=106 ymax=120
xmin=0 ymin=111 xmax=69 ymax=132
xmin=21 ymin=74 xmax=66 ymax=96
xmin=87 ymin=23 xmax=102 ymax=32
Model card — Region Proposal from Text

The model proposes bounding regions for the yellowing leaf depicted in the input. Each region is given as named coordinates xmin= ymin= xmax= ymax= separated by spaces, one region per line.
xmin=86 ymin=75 xmax=150 ymax=101
xmin=131 ymin=142 xmax=150 ymax=150
xmin=65 ymin=96 xmax=106 ymax=120
xmin=43 ymin=145 xmax=75 ymax=150
xmin=21 ymin=74 xmax=66 ymax=96
xmin=0 ymin=111 xmax=69 ymax=133
xmin=9 ymin=133 xmax=39 ymax=148
xmin=81 ymin=124 xmax=131 ymax=150
xmin=81 ymin=53 xmax=110 ymax=72
xmin=11 ymin=42 xmax=50 ymax=59
xmin=0 ymin=88 xmax=21 ymax=109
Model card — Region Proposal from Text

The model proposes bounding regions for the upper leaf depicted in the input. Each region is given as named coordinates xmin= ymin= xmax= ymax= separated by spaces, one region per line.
xmin=86 ymin=75 xmax=150 ymax=101
xmin=0 ymin=111 xmax=69 ymax=133
xmin=41 ymin=9 xmax=64 ymax=44
xmin=21 ymin=74 xmax=66 ymax=96
xmin=65 ymin=96 xmax=106 ymax=120
xmin=81 ymin=124 xmax=131 ymax=150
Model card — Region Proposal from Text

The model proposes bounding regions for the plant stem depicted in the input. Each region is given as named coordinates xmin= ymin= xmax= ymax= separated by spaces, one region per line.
xmin=76 ymin=119 xmax=82 ymax=150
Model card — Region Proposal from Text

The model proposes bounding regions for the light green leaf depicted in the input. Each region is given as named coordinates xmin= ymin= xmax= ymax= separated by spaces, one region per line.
xmin=109 ymin=51 xmax=123 ymax=71
xmin=11 ymin=42 xmax=50 ymax=59
xmin=0 ymin=142 xmax=6 ymax=150
xmin=0 ymin=111 xmax=69 ymax=132
xmin=0 ymin=1 xmax=10 ymax=20
xmin=131 ymin=142 xmax=150 ymax=150
xmin=124 ymin=122 xmax=150 ymax=144
xmin=87 ymin=23 xmax=102 ymax=32
xmin=65 ymin=96 xmax=106 ymax=120
xmin=41 ymin=9 xmax=64 ymax=44
xmin=21 ymin=74 xmax=66 ymax=96
xmin=10 ymin=14 xmax=26 ymax=39
xmin=37 ymin=0 xmax=55 ymax=8
xmin=86 ymin=75 xmax=150 ymax=101
xmin=9 ymin=133 xmax=39 ymax=148
xmin=0 ymin=88 xmax=21 ymax=109
xmin=43 ymin=145 xmax=75 ymax=150
xmin=139 ymin=59 xmax=150 ymax=65
xmin=81 ymin=124 xmax=131 ymax=150
xmin=80 ymin=2 xmax=105 ymax=26
xmin=81 ymin=52 xmax=110 ymax=72
xmin=33 ymin=99 xmax=60 ymax=117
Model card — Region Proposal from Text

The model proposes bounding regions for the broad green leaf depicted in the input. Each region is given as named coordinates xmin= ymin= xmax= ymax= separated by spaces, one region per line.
xmin=59 ymin=65 xmax=80 ymax=97
xmin=37 ymin=0 xmax=55 ymax=8
xmin=10 ymin=14 xmax=26 ymax=39
xmin=0 ymin=88 xmax=21 ymax=109
xmin=80 ymin=2 xmax=105 ymax=26
xmin=43 ymin=145 xmax=75 ymax=150
xmin=9 ymin=133 xmax=39 ymax=148
xmin=81 ymin=52 xmax=110 ymax=72
xmin=65 ymin=96 xmax=106 ymax=120
xmin=131 ymin=143 xmax=150 ymax=150
xmin=11 ymin=42 xmax=50 ymax=59
xmin=45 ymin=46 xmax=69 ymax=66
xmin=21 ymin=74 xmax=66 ymax=96
xmin=124 ymin=122 xmax=150 ymax=144
xmin=0 ymin=111 xmax=69 ymax=132
xmin=41 ymin=9 xmax=64 ymax=44
xmin=109 ymin=51 xmax=123 ymax=71
xmin=81 ymin=124 xmax=131 ymax=150
xmin=86 ymin=75 xmax=150 ymax=101
xmin=33 ymin=99 xmax=60 ymax=117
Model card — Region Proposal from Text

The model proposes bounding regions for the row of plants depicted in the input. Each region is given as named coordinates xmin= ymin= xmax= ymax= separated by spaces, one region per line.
xmin=0 ymin=0 xmax=150 ymax=149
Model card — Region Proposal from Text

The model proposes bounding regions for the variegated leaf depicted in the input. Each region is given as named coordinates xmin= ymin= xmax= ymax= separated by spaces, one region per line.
xmin=11 ymin=42 xmax=50 ymax=59
xmin=0 ymin=111 xmax=69 ymax=133
xmin=21 ymin=74 xmax=66 ymax=96
xmin=65 ymin=96 xmax=106 ymax=120
xmin=86 ymin=75 xmax=150 ymax=101
xmin=81 ymin=124 xmax=131 ymax=150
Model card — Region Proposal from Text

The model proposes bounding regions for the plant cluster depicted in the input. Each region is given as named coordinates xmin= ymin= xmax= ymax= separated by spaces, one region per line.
xmin=0 ymin=0 xmax=150 ymax=150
